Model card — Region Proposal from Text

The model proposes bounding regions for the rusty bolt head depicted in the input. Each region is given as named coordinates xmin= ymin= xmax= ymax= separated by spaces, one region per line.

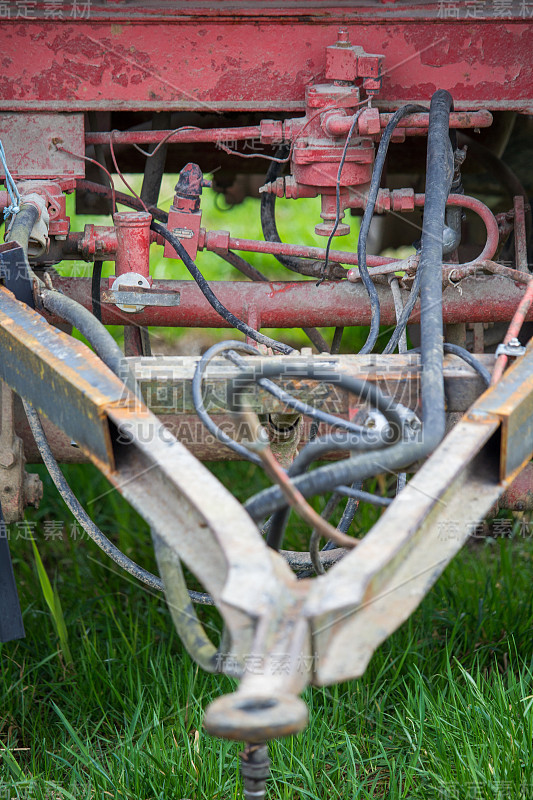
xmin=391 ymin=188 xmax=415 ymax=213
xmin=358 ymin=107 xmax=381 ymax=136
xmin=0 ymin=451 xmax=15 ymax=468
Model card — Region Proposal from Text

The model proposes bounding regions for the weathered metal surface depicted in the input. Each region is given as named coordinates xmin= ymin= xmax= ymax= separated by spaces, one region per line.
xmin=327 ymin=109 xmax=494 ymax=137
xmin=513 ymin=195 xmax=529 ymax=272
xmin=4 ymin=284 xmax=533 ymax=742
xmin=101 ymin=286 xmax=181 ymax=308
xmin=306 ymin=415 xmax=503 ymax=685
xmin=113 ymin=212 xmax=152 ymax=279
xmin=52 ymin=275 xmax=533 ymax=328
xmin=0 ymin=381 xmax=42 ymax=523
xmin=0 ymin=285 xmax=125 ymax=469
xmin=471 ymin=339 xmax=533 ymax=481
xmin=0 ymin=114 xmax=84 ymax=179
xmin=129 ymin=353 xmax=493 ymax=416
xmin=1 ymin=14 xmax=532 ymax=112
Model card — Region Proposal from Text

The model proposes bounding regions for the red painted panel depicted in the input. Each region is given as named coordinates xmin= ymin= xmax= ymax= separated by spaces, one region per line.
xmin=0 ymin=17 xmax=531 ymax=112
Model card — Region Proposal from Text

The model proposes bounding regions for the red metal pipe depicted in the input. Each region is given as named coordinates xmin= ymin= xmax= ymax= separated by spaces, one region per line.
xmin=204 ymin=194 xmax=498 ymax=269
xmin=86 ymin=126 xmax=262 ymax=147
xmin=51 ymin=276 xmax=533 ymax=329
xmin=326 ymin=110 xmax=493 ymax=137
xmin=86 ymin=113 xmax=492 ymax=147
xmin=491 ymin=278 xmax=533 ymax=384
xmin=205 ymin=233 xmax=395 ymax=268
xmin=113 ymin=212 xmax=152 ymax=279
xmin=415 ymin=193 xmax=499 ymax=265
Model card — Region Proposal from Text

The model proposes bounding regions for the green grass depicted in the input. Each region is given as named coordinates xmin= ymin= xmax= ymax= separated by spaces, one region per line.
xmin=1 ymin=180 xmax=533 ymax=798
xmin=2 ymin=462 xmax=532 ymax=799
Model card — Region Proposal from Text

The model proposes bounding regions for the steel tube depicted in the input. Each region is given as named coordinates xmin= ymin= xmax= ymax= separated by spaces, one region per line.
xmin=327 ymin=110 xmax=493 ymax=137
xmin=86 ymin=126 xmax=262 ymax=147
xmin=51 ymin=275 xmax=533 ymax=328
xmin=205 ymin=194 xmax=497 ymax=268
xmin=211 ymin=235 xmax=394 ymax=267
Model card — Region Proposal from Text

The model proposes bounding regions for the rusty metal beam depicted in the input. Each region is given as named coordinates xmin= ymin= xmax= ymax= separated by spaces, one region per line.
xmin=14 ymin=353 xmax=493 ymax=463
xmin=0 ymin=286 xmax=126 ymax=470
xmin=52 ymin=275 xmax=533 ymax=329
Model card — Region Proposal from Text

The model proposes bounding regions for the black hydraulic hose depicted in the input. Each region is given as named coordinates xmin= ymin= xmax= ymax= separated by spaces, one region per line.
xmin=337 ymin=498 xmax=359 ymax=532
xmin=192 ymin=341 xmax=263 ymax=466
xmin=6 ymin=203 xmax=39 ymax=254
xmin=244 ymin=90 xmax=453 ymax=521
xmin=40 ymin=289 xmax=139 ymax=398
xmin=357 ymin=103 xmax=427 ymax=355
xmin=23 ymin=400 xmax=163 ymax=592
xmin=151 ymin=220 xmax=294 ymax=355
xmin=336 ymin=484 xmax=392 ymax=508
xmin=261 ymin=144 xmax=322 ymax=278
xmin=409 ymin=343 xmax=491 ymax=388
xmin=227 ymin=362 xmax=407 ymax=440
xmin=384 ymin=120 xmax=454 ymax=356
xmin=225 ymin=350 xmax=379 ymax=438
xmin=91 ymin=260 xmax=103 ymax=322
xmin=266 ymin=427 xmax=394 ymax=551
xmin=22 ymin=400 xmax=212 ymax=605
xmin=193 ymin=342 xmax=380 ymax=468
xmin=309 ymin=493 xmax=342 ymax=575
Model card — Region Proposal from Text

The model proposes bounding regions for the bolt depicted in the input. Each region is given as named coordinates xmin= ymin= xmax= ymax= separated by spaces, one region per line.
xmin=0 ymin=452 xmax=15 ymax=468
xmin=508 ymin=337 xmax=521 ymax=348
xmin=336 ymin=28 xmax=350 ymax=45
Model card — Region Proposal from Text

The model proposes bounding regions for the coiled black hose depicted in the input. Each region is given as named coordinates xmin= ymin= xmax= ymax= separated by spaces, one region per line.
xmin=244 ymin=90 xmax=454 ymax=521
xmin=192 ymin=342 xmax=382 ymax=468
xmin=260 ymin=144 xmax=329 ymax=279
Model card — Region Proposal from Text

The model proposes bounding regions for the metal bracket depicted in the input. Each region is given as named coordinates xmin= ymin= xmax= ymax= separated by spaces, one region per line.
xmin=2 ymin=285 xmax=533 ymax=743
xmin=101 ymin=284 xmax=181 ymax=310
xmin=495 ymin=337 xmax=526 ymax=358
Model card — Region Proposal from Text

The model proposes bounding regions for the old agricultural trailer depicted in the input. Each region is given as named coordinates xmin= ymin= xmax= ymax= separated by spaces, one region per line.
xmin=1 ymin=1 xmax=533 ymax=796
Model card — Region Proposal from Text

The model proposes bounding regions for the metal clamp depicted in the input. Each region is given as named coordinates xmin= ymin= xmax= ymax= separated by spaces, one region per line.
xmin=102 ymin=274 xmax=181 ymax=312
xmin=495 ymin=337 xmax=525 ymax=358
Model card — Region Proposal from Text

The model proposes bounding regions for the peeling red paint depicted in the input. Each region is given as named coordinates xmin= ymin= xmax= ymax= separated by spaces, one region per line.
xmin=0 ymin=18 xmax=531 ymax=112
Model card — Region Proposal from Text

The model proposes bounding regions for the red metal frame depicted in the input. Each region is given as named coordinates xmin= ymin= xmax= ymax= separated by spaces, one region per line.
xmin=1 ymin=10 xmax=532 ymax=113
xmin=52 ymin=275 xmax=533 ymax=329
